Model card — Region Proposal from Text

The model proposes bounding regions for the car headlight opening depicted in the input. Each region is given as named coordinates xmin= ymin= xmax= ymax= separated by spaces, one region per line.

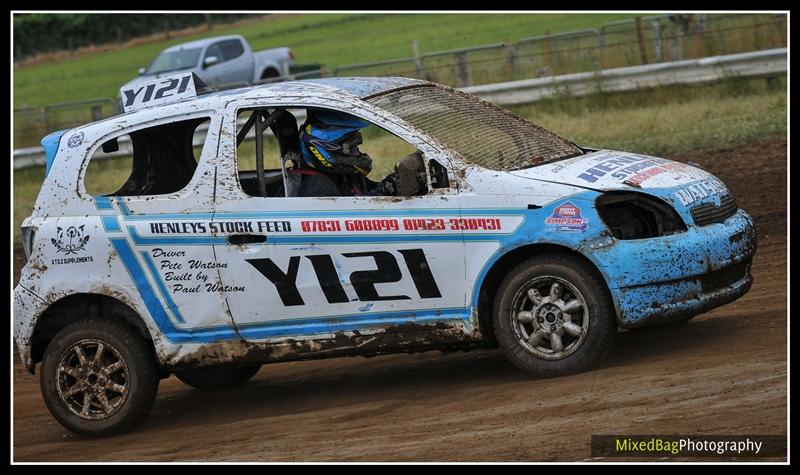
xmin=596 ymin=192 xmax=686 ymax=240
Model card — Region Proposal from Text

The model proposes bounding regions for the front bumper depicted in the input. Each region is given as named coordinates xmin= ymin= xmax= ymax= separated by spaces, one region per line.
xmin=588 ymin=209 xmax=757 ymax=328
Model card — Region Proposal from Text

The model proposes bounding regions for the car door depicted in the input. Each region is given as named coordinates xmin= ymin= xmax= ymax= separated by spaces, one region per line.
xmin=80 ymin=112 xmax=236 ymax=334
xmin=210 ymin=105 xmax=470 ymax=342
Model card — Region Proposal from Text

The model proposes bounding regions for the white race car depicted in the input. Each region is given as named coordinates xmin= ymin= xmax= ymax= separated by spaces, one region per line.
xmin=14 ymin=74 xmax=756 ymax=435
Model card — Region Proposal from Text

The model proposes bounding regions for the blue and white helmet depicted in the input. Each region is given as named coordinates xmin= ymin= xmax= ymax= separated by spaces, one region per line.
xmin=299 ymin=110 xmax=373 ymax=175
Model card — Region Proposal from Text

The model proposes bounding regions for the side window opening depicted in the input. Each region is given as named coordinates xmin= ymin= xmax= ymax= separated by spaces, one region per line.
xmin=205 ymin=43 xmax=223 ymax=64
xmin=428 ymin=159 xmax=450 ymax=189
xmin=84 ymin=117 xmax=210 ymax=197
xmin=235 ymin=108 xmax=298 ymax=198
xmin=357 ymin=123 xmax=418 ymax=178
xmin=220 ymin=40 xmax=244 ymax=61
xmin=235 ymin=106 xmax=441 ymax=199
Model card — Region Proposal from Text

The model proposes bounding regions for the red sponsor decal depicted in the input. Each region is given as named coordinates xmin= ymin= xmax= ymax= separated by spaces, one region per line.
xmin=300 ymin=217 xmax=504 ymax=233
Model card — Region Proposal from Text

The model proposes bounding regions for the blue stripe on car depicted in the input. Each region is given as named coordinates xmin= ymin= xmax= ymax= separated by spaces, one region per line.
xmin=110 ymin=236 xmax=470 ymax=344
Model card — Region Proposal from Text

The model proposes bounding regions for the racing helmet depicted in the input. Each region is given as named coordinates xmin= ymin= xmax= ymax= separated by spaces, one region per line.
xmin=299 ymin=110 xmax=373 ymax=175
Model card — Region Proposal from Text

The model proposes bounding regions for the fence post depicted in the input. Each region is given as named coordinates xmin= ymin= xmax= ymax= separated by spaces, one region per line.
xmin=635 ymin=17 xmax=649 ymax=65
xmin=454 ymin=52 xmax=471 ymax=87
xmin=506 ymin=43 xmax=519 ymax=81
xmin=42 ymin=106 xmax=51 ymax=133
xmin=32 ymin=108 xmax=47 ymax=146
xmin=411 ymin=40 xmax=424 ymax=79
xmin=697 ymin=13 xmax=708 ymax=32
xmin=91 ymin=104 xmax=103 ymax=122
xmin=667 ymin=21 xmax=682 ymax=61
xmin=766 ymin=75 xmax=780 ymax=91
xmin=652 ymin=20 xmax=663 ymax=63
xmin=543 ymin=30 xmax=556 ymax=74
xmin=598 ymin=28 xmax=607 ymax=69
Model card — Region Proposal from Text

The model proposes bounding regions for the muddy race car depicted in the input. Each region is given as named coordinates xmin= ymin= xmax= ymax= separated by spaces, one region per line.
xmin=14 ymin=74 xmax=756 ymax=436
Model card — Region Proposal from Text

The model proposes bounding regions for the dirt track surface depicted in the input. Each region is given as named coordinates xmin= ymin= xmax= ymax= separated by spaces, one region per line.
xmin=13 ymin=138 xmax=787 ymax=462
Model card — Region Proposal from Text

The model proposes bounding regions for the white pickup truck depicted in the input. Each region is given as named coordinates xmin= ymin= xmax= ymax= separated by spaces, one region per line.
xmin=122 ymin=34 xmax=294 ymax=91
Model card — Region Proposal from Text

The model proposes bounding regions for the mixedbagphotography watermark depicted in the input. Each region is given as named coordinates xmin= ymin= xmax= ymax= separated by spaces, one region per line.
xmin=591 ymin=435 xmax=786 ymax=458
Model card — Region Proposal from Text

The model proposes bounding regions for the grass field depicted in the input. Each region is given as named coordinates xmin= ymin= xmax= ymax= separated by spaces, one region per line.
xmin=13 ymin=13 xmax=638 ymax=108
xmin=511 ymin=76 xmax=787 ymax=157
xmin=13 ymin=78 xmax=786 ymax=248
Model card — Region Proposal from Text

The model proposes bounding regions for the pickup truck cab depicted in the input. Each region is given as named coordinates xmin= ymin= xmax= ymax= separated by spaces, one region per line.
xmin=124 ymin=34 xmax=293 ymax=90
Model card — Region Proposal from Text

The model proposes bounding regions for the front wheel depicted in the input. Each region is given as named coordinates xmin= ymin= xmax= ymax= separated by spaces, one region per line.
xmin=493 ymin=254 xmax=616 ymax=378
xmin=39 ymin=319 xmax=159 ymax=436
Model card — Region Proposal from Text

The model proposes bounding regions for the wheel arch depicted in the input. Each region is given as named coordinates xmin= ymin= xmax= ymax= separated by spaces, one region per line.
xmin=30 ymin=293 xmax=156 ymax=369
xmin=475 ymin=243 xmax=615 ymax=347
xmin=259 ymin=66 xmax=281 ymax=80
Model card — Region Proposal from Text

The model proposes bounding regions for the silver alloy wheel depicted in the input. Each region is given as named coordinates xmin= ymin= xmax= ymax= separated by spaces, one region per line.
xmin=55 ymin=339 xmax=130 ymax=420
xmin=510 ymin=275 xmax=590 ymax=360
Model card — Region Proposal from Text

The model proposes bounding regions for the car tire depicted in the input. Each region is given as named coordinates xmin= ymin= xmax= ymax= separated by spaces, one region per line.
xmin=174 ymin=364 xmax=262 ymax=390
xmin=493 ymin=254 xmax=616 ymax=378
xmin=39 ymin=318 xmax=159 ymax=436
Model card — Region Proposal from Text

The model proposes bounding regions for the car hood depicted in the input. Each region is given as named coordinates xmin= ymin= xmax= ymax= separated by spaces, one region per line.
xmin=509 ymin=149 xmax=715 ymax=191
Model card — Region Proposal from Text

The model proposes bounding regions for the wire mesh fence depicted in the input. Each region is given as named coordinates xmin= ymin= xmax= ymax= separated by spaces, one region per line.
xmin=596 ymin=13 xmax=787 ymax=68
xmin=332 ymin=13 xmax=787 ymax=84
xmin=14 ymin=98 xmax=115 ymax=148
xmin=14 ymin=13 xmax=787 ymax=149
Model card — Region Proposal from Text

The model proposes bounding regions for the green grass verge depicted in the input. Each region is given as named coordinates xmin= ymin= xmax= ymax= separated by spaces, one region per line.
xmin=14 ymin=13 xmax=637 ymax=108
xmin=13 ymin=80 xmax=786 ymax=248
xmin=510 ymin=76 xmax=787 ymax=156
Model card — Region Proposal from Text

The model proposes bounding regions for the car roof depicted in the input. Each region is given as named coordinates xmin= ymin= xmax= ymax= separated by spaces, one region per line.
xmin=203 ymin=76 xmax=430 ymax=101
xmin=162 ymin=34 xmax=244 ymax=52
xmin=280 ymin=77 xmax=428 ymax=98
xmin=87 ymin=77 xmax=432 ymax=132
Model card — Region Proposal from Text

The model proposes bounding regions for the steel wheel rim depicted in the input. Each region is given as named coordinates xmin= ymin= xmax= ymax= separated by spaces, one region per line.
xmin=55 ymin=338 xmax=130 ymax=420
xmin=510 ymin=275 xmax=590 ymax=360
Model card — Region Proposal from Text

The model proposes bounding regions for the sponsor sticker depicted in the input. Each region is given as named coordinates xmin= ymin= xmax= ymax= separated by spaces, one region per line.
xmin=67 ymin=132 xmax=83 ymax=148
xmin=576 ymin=154 xmax=686 ymax=185
xmin=51 ymin=225 xmax=89 ymax=255
xmin=545 ymin=201 xmax=589 ymax=232
xmin=673 ymin=178 xmax=728 ymax=206
xmin=50 ymin=225 xmax=93 ymax=265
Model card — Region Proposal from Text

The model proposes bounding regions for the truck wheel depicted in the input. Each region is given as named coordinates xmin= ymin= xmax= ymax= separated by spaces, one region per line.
xmin=174 ymin=365 xmax=262 ymax=390
xmin=260 ymin=68 xmax=280 ymax=81
xmin=39 ymin=319 xmax=159 ymax=436
xmin=493 ymin=254 xmax=616 ymax=378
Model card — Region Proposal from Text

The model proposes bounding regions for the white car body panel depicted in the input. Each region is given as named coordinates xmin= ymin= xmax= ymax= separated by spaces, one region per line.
xmin=14 ymin=75 xmax=756 ymax=374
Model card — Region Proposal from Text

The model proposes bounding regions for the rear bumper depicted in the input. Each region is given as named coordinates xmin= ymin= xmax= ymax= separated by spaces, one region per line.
xmin=589 ymin=209 xmax=757 ymax=328
xmin=13 ymin=284 xmax=47 ymax=374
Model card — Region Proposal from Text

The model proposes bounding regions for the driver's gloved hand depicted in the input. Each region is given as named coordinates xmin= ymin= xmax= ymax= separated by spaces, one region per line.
xmin=367 ymin=172 xmax=399 ymax=196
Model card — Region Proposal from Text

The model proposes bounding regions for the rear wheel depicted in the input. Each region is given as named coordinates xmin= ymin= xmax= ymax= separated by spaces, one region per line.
xmin=175 ymin=364 xmax=262 ymax=389
xmin=39 ymin=319 xmax=159 ymax=436
xmin=493 ymin=254 xmax=616 ymax=378
xmin=260 ymin=68 xmax=281 ymax=81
